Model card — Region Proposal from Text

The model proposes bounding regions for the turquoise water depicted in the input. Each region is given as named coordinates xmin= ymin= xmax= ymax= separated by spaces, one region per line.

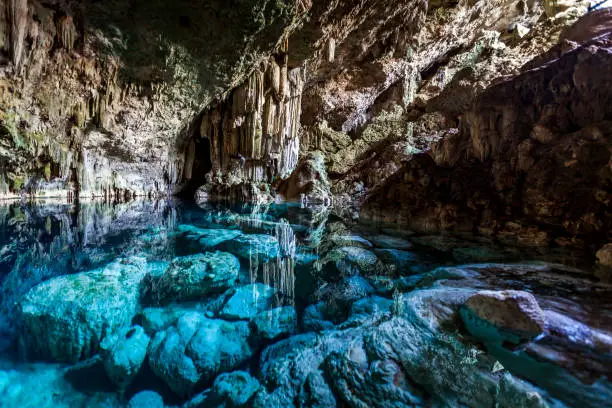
xmin=0 ymin=200 xmax=610 ymax=407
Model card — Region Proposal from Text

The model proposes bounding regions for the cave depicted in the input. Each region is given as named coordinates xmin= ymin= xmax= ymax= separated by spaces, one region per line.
xmin=0 ymin=1 xmax=611 ymax=407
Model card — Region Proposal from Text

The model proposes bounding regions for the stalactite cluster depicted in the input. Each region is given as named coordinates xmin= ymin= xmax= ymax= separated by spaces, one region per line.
xmin=197 ymin=52 xmax=304 ymax=185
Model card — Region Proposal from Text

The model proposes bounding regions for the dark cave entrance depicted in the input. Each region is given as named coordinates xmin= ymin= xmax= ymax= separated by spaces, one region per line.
xmin=180 ymin=136 xmax=212 ymax=198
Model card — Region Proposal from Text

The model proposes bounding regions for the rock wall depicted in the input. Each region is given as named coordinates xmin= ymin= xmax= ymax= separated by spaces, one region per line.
xmin=0 ymin=0 xmax=304 ymax=200
xmin=362 ymin=26 xmax=612 ymax=249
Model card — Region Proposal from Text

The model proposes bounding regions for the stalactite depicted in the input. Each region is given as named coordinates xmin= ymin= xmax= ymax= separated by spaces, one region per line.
xmin=57 ymin=15 xmax=76 ymax=51
xmin=8 ymin=0 xmax=28 ymax=68
xmin=326 ymin=37 xmax=335 ymax=62
xmin=198 ymin=52 xmax=304 ymax=185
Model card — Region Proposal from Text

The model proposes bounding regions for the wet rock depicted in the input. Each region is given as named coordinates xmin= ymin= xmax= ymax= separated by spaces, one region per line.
xmin=198 ymin=371 xmax=261 ymax=408
xmin=314 ymin=276 xmax=375 ymax=323
xmin=329 ymin=234 xmax=373 ymax=249
xmin=221 ymin=234 xmax=280 ymax=262
xmin=277 ymin=151 xmax=332 ymax=205
xmin=373 ymin=249 xmax=430 ymax=274
xmin=177 ymin=225 xmax=242 ymax=248
xmin=220 ymin=283 xmax=278 ymax=320
xmin=334 ymin=246 xmax=380 ymax=275
xmin=451 ymin=246 xmax=513 ymax=263
xmin=297 ymin=370 xmax=336 ymax=408
xmin=251 ymin=306 xmax=297 ymax=341
xmin=596 ymin=243 xmax=612 ymax=267
xmin=127 ymin=391 xmax=164 ymax=408
xmin=100 ymin=325 xmax=150 ymax=391
xmin=19 ymin=257 xmax=148 ymax=363
xmin=367 ymin=234 xmax=413 ymax=250
xmin=302 ymin=302 xmax=336 ymax=332
xmin=347 ymin=296 xmax=393 ymax=324
xmin=145 ymin=252 xmax=240 ymax=305
xmin=461 ymin=290 xmax=546 ymax=343
xmin=148 ymin=313 xmax=252 ymax=397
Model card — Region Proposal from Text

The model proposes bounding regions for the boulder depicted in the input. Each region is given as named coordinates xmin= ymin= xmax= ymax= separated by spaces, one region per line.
xmin=127 ymin=391 xmax=164 ymax=408
xmin=177 ymin=225 xmax=242 ymax=248
xmin=277 ymin=151 xmax=332 ymax=205
xmin=220 ymin=284 xmax=278 ymax=320
xmin=100 ymin=325 xmax=150 ymax=391
xmin=148 ymin=312 xmax=252 ymax=397
xmin=190 ymin=371 xmax=261 ymax=408
xmin=461 ymin=290 xmax=546 ymax=342
xmin=302 ymin=302 xmax=335 ymax=332
xmin=596 ymin=243 xmax=612 ymax=267
xmin=19 ymin=257 xmax=148 ymax=363
xmin=251 ymin=306 xmax=297 ymax=341
xmin=335 ymin=246 xmax=380 ymax=275
xmin=221 ymin=234 xmax=280 ymax=262
xmin=145 ymin=252 xmax=240 ymax=304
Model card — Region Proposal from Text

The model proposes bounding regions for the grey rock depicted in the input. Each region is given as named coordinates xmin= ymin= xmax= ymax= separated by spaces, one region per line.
xmin=368 ymin=234 xmax=413 ymax=250
xmin=335 ymin=246 xmax=379 ymax=275
xmin=177 ymin=225 xmax=242 ymax=248
xmin=100 ymin=325 xmax=150 ymax=390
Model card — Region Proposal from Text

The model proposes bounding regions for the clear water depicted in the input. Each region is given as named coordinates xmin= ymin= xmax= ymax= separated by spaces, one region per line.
xmin=0 ymin=199 xmax=610 ymax=407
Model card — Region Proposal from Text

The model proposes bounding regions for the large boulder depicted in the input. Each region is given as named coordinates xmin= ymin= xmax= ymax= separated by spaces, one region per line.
xmin=277 ymin=151 xmax=332 ymax=205
xmin=148 ymin=312 xmax=252 ymax=397
xmin=461 ymin=290 xmax=546 ymax=343
xmin=186 ymin=371 xmax=262 ymax=408
xmin=100 ymin=325 xmax=150 ymax=391
xmin=19 ymin=257 xmax=148 ymax=363
xmin=145 ymin=252 xmax=240 ymax=305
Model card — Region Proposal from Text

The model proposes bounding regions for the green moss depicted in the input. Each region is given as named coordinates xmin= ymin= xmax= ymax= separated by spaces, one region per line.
xmin=11 ymin=175 xmax=24 ymax=191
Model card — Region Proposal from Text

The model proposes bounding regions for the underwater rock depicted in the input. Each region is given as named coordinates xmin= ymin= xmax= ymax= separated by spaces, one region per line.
xmin=100 ymin=325 xmax=150 ymax=391
xmin=297 ymin=370 xmax=337 ymax=408
xmin=347 ymin=296 xmax=393 ymax=324
xmin=127 ymin=391 xmax=165 ymax=408
xmin=302 ymin=302 xmax=336 ymax=332
xmin=148 ymin=312 xmax=252 ymax=397
xmin=145 ymin=252 xmax=240 ymax=305
xmin=251 ymin=306 xmax=298 ymax=341
xmin=19 ymin=257 xmax=148 ymax=363
xmin=187 ymin=371 xmax=261 ymax=408
xmin=314 ymin=276 xmax=375 ymax=323
xmin=220 ymin=283 xmax=278 ymax=320
xmin=461 ymin=290 xmax=546 ymax=342
xmin=220 ymin=234 xmax=280 ymax=262
xmin=177 ymin=225 xmax=242 ymax=249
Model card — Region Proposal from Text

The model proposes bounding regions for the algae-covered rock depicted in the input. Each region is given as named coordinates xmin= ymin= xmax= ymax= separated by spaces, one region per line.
xmin=148 ymin=312 xmax=252 ymax=397
xmin=19 ymin=257 xmax=148 ymax=363
xmin=146 ymin=252 xmax=240 ymax=305
xmin=220 ymin=283 xmax=278 ymax=320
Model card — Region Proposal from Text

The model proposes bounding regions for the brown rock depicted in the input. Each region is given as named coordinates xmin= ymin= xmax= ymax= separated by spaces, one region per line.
xmin=596 ymin=243 xmax=612 ymax=267
xmin=465 ymin=290 xmax=546 ymax=337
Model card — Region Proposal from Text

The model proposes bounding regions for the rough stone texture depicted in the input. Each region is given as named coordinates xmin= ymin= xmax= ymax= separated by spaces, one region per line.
xmin=596 ymin=243 xmax=612 ymax=267
xmin=277 ymin=151 xmax=331 ymax=205
xmin=220 ymin=283 xmax=278 ymax=321
xmin=19 ymin=256 xmax=148 ymax=363
xmin=463 ymin=290 xmax=547 ymax=339
xmin=0 ymin=0 xmax=305 ymax=199
xmin=127 ymin=391 xmax=164 ymax=408
xmin=251 ymin=306 xmax=298 ymax=341
xmin=148 ymin=312 xmax=252 ymax=397
xmin=363 ymin=27 xmax=612 ymax=249
xmin=144 ymin=252 xmax=240 ymax=305
xmin=100 ymin=325 xmax=150 ymax=391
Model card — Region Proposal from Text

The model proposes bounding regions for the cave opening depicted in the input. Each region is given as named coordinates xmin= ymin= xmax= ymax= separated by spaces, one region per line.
xmin=180 ymin=136 xmax=212 ymax=199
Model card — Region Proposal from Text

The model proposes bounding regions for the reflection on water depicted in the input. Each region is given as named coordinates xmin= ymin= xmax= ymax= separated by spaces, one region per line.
xmin=0 ymin=199 xmax=610 ymax=408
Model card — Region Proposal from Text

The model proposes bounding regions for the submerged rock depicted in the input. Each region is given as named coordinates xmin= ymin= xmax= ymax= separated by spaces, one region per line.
xmin=187 ymin=371 xmax=261 ymax=408
xmin=127 ymin=391 xmax=164 ymax=408
xmin=251 ymin=306 xmax=298 ymax=341
xmin=221 ymin=234 xmax=280 ymax=262
xmin=19 ymin=257 xmax=148 ymax=363
xmin=220 ymin=283 xmax=278 ymax=320
xmin=177 ymin=225 xmax=242 ymax=248
xmin=148 ymin=313 xmax=252 ymax=397
xmin=145 ymin=252 xmax=240 ymax=304
xmin=100 ymin=325 xmax=150 ymax=391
